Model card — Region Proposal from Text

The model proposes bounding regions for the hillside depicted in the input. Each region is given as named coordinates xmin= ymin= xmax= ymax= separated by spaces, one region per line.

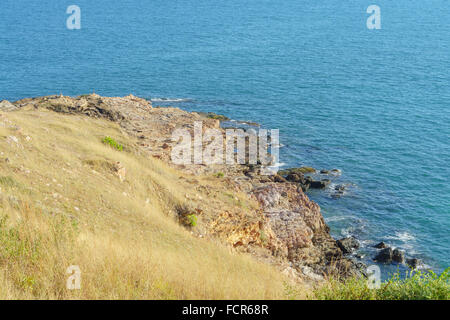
xmin=0 ymin=94 xmax=359 ymax=299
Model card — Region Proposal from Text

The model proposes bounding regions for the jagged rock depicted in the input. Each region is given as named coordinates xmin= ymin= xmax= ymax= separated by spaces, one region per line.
xmin=392 ymin=249 xmax=405 ymax=263
xmin=285 ymin=173 xmax=305 ymax=183
xmin=374 ymin=241 xmax=388 ymax=249
xmin=310 ymin=179 xmax=331 ymax=189
xmin=406 ymin=258 xmax=422 ymax=269
xmin=374 ymin=247 xmax=393 ymax=263
xmin=278 ymin=167 xmax=316 ymax=175
xmin=271 ymin=175 xmax=288 ymax=183
xmin=337 ymin=237 xmax=360 ymax=254
xmin=197 ymin=111 xmax=229 ymax=121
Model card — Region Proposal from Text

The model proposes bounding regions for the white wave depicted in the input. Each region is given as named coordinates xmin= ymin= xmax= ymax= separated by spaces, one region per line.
xmin=386 ymin=231 xmax=416 ymax=242
xmin=150 ymin=98 xmax=192 ymax=103
xmin=271 ymin=162 xmax=286 ymax=168
xmin=325 ymin=215 xmax=357 ymax=223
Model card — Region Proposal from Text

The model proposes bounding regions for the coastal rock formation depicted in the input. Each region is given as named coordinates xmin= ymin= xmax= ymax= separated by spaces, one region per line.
xmin=374 ymin=247 xmax=393 ymax=263
xmin=5 ymin=94 xmax=362 ymax=282
xmin=374 ymin=241 xmax=388 ymax=249
xmin=392 ymin=249 xmax=405 ymax=263
xmin=406 ymin=258 xmax=422 ymax=269
xmin=252 ymin=183 xmax=362 ymax=278
xmin=337 ymin=237 xmax=360 ymax=254
xmin=309 ymin=179 xmax=331 ymax=189
xmin=11 ymin=94 xmax=219 ymax=162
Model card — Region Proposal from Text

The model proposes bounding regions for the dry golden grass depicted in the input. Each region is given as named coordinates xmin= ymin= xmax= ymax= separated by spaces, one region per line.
xmin=0 ymin=109 xmax=303 ymax=299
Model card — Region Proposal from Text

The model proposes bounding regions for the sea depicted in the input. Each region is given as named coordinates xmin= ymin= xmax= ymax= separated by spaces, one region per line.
xmin=0 ymin=0 xmax=448 ymax=279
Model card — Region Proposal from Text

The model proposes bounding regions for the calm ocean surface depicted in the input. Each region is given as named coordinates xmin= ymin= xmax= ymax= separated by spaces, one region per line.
xmin=1 ymin=0 xmax=449 ymax=278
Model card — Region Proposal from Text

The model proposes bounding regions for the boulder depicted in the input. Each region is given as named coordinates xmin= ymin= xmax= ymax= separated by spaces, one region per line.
xmin=337 ymin=237 xmax=360 ymax=254
xmin=331 ymin=185 xmax=346 ymax=199
xmin=278 ymin=167 xmax=316 ymax=175
xmin=310 ymin=179 xmax=331 ymax=189
xmin=299 ymin=166 xmax=316 ymax=173
xmin=271 ymin=175 xmax=288 ymax=183
xmin=392 ymin=249 xmax=405 ymax=263
xmin=406 ymin=258 xmax=422 ymax=269
xmin=374 ymin=241 xmax=388 ymax=249
xmin=374 ymin=247 xmax=393 ymax=263
xmin=320 ymin=169 xmax=329 ymax=174
xmin=285 ymin=173 xmax=305 ymax=183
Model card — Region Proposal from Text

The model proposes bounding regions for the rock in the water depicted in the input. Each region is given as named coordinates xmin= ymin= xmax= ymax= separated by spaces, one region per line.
xmin=331 ymin=192 xmax=344 ymax=199
xmin=337 ymin=237 xmax=360 ymax=254
xmin=374 ymin=247 xmax=393 ymax=263
xmin=320 ymin=169 xmax=329 ymax=174
xmin=285 ymin=173 xmax=305 ymax=183
xmin=406 ymin=258 xmax=422 ymax=269
xmin=278 ymin=167 xmax=316 ymax=175
xmin=310 ymin=179 xmax=331 ymax=189
xmin=331 ymin=184 xmax=347 ymax=199
xmin=392 ymin=249 xmax=405 ymax=263
xmin=374 ymin=241 xmax=388 ymax=249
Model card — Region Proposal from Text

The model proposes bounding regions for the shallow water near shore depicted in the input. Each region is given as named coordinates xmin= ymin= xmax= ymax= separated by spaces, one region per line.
xmin=1 ymin=0 xmax=449 ymax=279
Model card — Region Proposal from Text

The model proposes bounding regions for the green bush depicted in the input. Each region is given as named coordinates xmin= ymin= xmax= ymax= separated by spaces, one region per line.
xmin=102 ymin=136 xmax=123 ymax=151
xmin=186 ymin=214 xmax=197 ymax=227
xmin=312 ymin=268 xmax=449 ymax=300
xmin=175 ymin=204 xmax=197 ymax=228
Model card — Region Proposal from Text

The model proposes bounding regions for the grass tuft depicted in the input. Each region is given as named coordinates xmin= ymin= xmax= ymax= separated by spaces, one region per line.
xmin=102 ymin=136 xmax=123 ymax=151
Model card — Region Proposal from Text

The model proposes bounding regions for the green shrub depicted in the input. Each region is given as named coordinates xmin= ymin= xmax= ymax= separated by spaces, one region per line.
xmin=215 ymin=172 xmax=224 ymax=178
xmin=312 ymin=268 xmax=450 ymax=300
xmin=186 ymin=214 xmax=197 ymax=227
xmin=175 ymin=204 xmax=197 ymax=228
xmin=102 ymin=136 xmax=123 ymax=151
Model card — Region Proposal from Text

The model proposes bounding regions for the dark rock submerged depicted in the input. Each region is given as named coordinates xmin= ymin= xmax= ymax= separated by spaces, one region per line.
xmin=337 ymin=237 xmax=360 ymax=254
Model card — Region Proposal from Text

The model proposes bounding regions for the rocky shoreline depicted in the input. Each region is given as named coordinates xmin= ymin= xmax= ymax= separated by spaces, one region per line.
xmin=0 ymin=94 xmax=421 ymax=283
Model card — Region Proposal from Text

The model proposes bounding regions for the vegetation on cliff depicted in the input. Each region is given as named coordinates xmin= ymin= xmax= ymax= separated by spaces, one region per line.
xmin=0 ymin=108 xmax=296 ymax=299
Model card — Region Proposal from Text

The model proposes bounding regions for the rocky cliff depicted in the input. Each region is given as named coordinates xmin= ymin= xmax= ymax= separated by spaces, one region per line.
xmin=2 ymin=94 xmax=362 ymax=283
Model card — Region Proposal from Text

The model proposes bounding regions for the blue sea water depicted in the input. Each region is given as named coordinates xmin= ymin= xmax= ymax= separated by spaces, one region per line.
xmin=0 ymin=0 xmax=449 ymax=278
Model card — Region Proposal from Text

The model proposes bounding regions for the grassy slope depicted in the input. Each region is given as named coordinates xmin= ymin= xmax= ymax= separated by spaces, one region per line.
xmin=0 ymin=109 xmax=298 ymax=299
